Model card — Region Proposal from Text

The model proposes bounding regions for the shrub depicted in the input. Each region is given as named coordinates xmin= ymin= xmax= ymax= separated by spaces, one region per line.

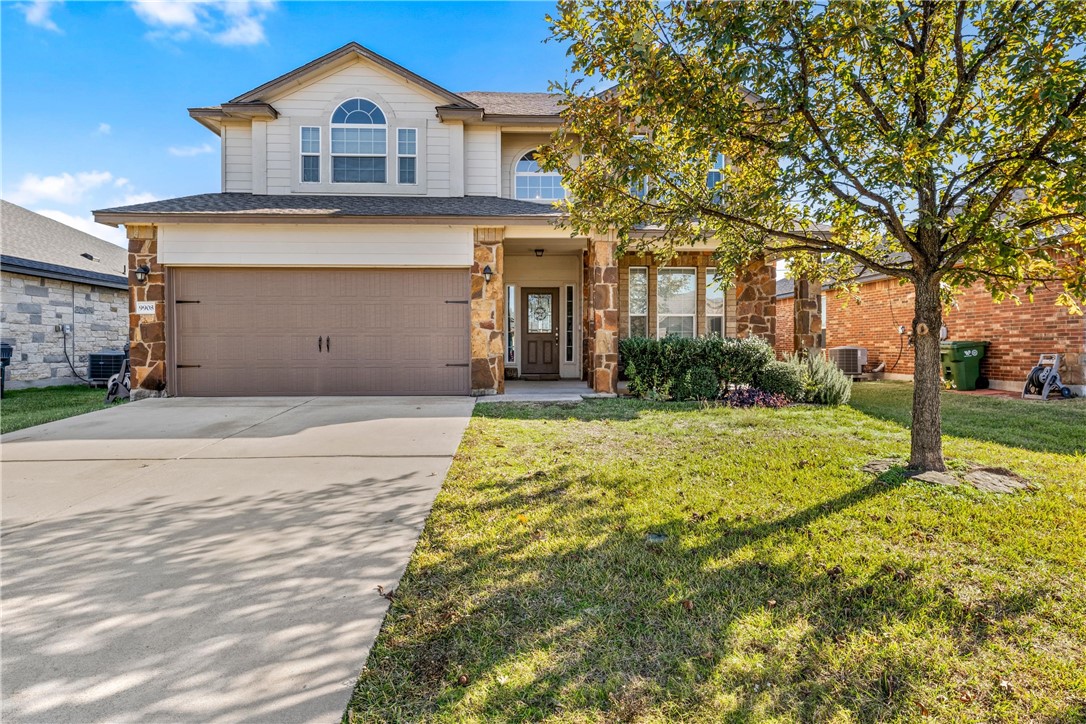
xmin=620 ymin=335 xmax=775 ymax=400
xmin=786 ymin=352 xmax=853 ymax=405
xmin=674 ymin=365 xmax=721 ymax=401
xmin=721 ymin=387 xmax=790 ymax=408
xmin=755 ymin=360 xmax=807 ymax=401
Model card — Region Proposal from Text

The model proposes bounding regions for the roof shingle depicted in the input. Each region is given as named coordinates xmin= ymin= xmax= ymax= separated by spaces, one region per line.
xmin=94 ymin=193 xmax=562 ymax=221
xmin=457 ymin=92 xmax=563 ymax=117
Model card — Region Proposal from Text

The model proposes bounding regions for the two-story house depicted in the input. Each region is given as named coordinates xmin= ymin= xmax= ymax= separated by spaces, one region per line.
xmin=95 ymin=42 xmax=778 ymax=398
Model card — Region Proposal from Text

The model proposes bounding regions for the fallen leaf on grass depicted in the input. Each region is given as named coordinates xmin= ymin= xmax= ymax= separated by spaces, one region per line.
xmin=376 ymin=585 xmax=396 ymax=601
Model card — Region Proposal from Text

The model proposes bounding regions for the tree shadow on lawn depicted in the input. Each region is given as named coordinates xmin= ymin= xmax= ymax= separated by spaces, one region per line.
xmin=349 ymin=467 xmax=1058 ymax=721
xmin=847 ymin=383 xmax=1086 ymax=457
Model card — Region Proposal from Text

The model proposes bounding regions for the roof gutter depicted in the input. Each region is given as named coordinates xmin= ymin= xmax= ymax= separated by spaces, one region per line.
xmin=92 ymin=211 xmax=566 ymax=228
xmin=1 ymin=256 xmax=128 ymax=290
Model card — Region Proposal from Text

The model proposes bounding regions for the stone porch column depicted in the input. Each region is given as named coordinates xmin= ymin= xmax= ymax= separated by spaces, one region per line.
xmin=793 ymin=277 xmax=822 ymax=356
xmin=588 ymin=233 xmax=619 ymax=394
xmin=127 ymin=223 xmax=167 ymax=399
xmin=735 ymin=254 xmax=776 ymax=347
xmin=471 ymin=227 xmax=505 ymax=395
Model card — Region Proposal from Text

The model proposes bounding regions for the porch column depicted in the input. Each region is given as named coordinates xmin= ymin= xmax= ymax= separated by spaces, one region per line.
xmin=735 ymin=254 xmax=776 ymax=347
xmin=588 ymin=233 xmax=619 ymax=394
xmin=471 ymin=227 xmax=505 ymax=395
xmin=793 ymin=277 xmax=822 ymax=356
xmin=127 ymin=223 xmax=167 ymax=399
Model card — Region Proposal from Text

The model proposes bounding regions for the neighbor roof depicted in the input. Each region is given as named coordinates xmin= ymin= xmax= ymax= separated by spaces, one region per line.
xmin=94 ymin=193 xmax=562 ymax=225
xmin=1 ymin=201 xmax=128 ymax=289
xmin=457 ymin=92 xmax=562 ymax=117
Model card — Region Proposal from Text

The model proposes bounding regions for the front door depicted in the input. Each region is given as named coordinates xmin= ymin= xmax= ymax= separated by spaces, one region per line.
xmin=520 ymin=287 xmax=560 ymax=377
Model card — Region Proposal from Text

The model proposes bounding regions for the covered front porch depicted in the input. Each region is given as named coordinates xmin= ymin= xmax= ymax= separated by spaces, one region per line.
xmin=469 ymin=225 xmax=784 ymax=398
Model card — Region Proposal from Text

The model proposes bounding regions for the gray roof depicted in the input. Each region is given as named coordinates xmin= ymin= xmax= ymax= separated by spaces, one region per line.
xmin=95 ymin=193 xmax=562 ymax=221
xmin=776 ymin=279 xmax=795 ymax=299
xmin=458 ymin=92 xmax=562 ymax=117
xmin=1 ymin=201 xmax=127 ymax=288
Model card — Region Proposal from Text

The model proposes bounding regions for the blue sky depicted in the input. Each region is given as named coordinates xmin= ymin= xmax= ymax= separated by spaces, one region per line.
xmin=1 ymin=1 xmax=569 ymax=246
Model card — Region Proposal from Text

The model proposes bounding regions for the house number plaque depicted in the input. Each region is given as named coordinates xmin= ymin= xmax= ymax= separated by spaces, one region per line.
xmin=135 ymin=301 xmax=157 ymax=316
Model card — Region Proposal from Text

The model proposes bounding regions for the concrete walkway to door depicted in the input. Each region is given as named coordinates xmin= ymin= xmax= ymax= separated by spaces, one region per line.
xmin=0 ymin=396 xmax=473 ymax=723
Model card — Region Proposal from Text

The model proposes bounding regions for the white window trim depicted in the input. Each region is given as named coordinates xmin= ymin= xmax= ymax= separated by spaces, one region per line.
xmin=506 ymin=283 xmax=516 ymax=365
xmin=656 ymin=267 xmax=697 ymax=339
xmin=628 ymin=266 xmax=648 ymax=337
xmin=330 ymin=98 xmax=388 ymax=185
xmin=565 ymin=284 xmax=575 ymax=363
xmin=300 ymin=126 xmax=320 ymax=184
xmin=705 ymin=267 xmax=726 ymax=336
xmin=397 ymin=127 xmax=418 ymax=186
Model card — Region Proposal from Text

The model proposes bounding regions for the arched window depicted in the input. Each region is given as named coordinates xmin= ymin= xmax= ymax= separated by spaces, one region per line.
xmin=331 ymin=98 xmax=387 ymax=183
xmin=515 ymin=150 xmax=565 ymax=201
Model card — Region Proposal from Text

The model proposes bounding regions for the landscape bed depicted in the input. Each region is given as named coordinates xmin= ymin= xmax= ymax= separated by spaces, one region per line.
xmin=346 ymin=382 xmax=1086 ymax=722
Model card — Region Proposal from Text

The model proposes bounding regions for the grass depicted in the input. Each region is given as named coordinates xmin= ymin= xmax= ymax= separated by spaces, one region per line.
xmin=346 ymin=382 xmax=1086 ymax=722
xmin=0 ymin=384 xmax=120 ymax=434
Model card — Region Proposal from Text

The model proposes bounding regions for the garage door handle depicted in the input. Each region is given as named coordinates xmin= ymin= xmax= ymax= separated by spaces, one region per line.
xmin=446 ymin=363 xmax=469 ymax=367
xmin=326 ymin=336 xmax=331 ymax=352
xmin=318 ymin=336 xmax=323 ymax=352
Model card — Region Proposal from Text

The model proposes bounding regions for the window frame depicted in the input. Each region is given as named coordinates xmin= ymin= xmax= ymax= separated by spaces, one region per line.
xmin=628 ymin=266 xmax=649 ymax=338
xmin=705 ymin=267 xmax=726 ymax=337
xmin=397 ymin=127 xmax=418 ymax=185
xmin=565 ymin=285 xmax=575 ymax=362
xmin=330 ymin=97 xmax=388 ymax=185
xmin=300 ymin=126 xmax=321 ymax=184
xmin=656 ymin=266 xmax=697 ymax=339
xmin=514 ymin=149 xmax=566 ymax=202
xmin=506 ymin=283 xmax=516 ymax=364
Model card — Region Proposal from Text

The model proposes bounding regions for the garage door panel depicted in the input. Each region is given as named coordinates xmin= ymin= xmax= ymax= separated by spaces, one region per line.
xmin=172 ymin=268 xmax=470 ymax=396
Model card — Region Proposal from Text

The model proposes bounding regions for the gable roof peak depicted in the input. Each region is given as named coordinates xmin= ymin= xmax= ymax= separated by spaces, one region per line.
xmin=228 ymin=41 xmax=478 ymax=109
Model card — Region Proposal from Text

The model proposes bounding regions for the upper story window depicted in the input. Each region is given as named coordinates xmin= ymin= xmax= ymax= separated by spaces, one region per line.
xmin=515 ymin=150 xmax=565 ymax=201
xmin=397 ymin=128 xmax=417 ymax=185
xmin=300 ymin=127 xmax=320 ymax=183
xmin=707 ymin=152 xmax=726 ymax=190
xmin=331 ymin=98 xmax=387 ymax=183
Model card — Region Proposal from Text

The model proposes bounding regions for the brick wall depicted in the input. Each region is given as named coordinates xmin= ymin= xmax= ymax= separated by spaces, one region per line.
xmin=0 ymin=271 xmax=128 ymax=387
xmin=823 ymin=277 xmax=1086 ymax=386
xmin=775 ymin=296 xmax=794 ymax=357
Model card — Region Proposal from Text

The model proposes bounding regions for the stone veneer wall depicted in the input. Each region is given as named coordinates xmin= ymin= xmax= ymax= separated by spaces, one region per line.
xmin=588 ymin=236 xmax=619 ymax=393
xmin=793 ymin=278 xmax=822 ymax=354
xmin=471 ymin=227 xmax=505 ymax=395
xmin=735 ymin=255 xmax=776 ymax=346
xmin=127 ymin=224 xmax=168 ymax=398
xmin=0 ymin=271 xmax=127 ymax=387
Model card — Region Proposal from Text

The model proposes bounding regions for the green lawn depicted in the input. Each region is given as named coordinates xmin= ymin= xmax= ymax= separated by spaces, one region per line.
xmin=0 ymin=384 xmax=120 ymax=434
xmin=346 ymin=382 xmax=1085 ymax=722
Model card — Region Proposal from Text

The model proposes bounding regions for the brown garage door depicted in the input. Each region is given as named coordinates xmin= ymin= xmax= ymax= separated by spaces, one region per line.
xmin=170 ymin=268 xmax=470 ymax=396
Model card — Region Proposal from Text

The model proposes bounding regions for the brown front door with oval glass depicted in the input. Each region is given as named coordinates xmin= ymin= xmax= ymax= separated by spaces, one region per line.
xmin=521 ymin=287 xmax=560 ymax=378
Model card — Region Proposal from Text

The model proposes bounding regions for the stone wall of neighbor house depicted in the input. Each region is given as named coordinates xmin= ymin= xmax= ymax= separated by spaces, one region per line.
xmin=824 ymin=276 xmax=1086 ymax=388
xmin=471 ymin=227 xmax=505 ymax=395
xmin=0 ymin=271 xmax=127 ymax=387
xmin=735 ymin=255 xmax=776 ymax=346
xmin=127 ymin=224 xmax=167 ymax=398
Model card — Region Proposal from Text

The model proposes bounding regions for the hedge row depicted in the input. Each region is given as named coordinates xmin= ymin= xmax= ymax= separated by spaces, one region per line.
xmin=619 ymin=336 xmax=852 ymax=405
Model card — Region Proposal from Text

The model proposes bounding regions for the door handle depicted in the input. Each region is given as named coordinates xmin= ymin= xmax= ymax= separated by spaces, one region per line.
xmin=318 ymin=336 xmax=323 ymax=352
xmin=326 ymin=336 xmax=331 ymax=353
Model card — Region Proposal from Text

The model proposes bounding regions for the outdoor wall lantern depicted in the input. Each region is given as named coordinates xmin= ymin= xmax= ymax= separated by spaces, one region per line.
xmin=134 ymin=265 xmax=151 ymax=284
xmin=482 ymin=265 xmax=494 ymax=284
xmin=534 ymin=248 xmax=545 ymax=257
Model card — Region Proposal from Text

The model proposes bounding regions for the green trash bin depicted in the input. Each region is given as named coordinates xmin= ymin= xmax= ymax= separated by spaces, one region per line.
xmin=940 ymin=341 xmax=989 ymax=390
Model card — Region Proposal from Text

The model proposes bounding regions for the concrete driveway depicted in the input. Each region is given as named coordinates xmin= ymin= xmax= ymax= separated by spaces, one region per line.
xmin=1 ymin=396 xmax=474 ymax=723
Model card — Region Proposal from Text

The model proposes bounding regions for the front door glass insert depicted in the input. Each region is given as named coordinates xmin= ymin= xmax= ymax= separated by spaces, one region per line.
xmin=527 ymin=293 xmax=553 ymax=334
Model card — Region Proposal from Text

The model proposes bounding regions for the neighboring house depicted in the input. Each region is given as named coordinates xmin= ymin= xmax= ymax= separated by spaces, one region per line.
xmin=1 ymin=201 xmax=129 ymax=388
xmin=94 ymin=42 xmax=778 ymax=398
xmin=775 ymin=273 xmax=1086 ymax=394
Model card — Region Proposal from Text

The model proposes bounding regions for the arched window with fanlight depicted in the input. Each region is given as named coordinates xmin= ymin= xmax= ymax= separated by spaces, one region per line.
xmin=331 ymin=98 xmax=387 ymax=183
xmin=515 ymin=150 xmax=565 ymax=201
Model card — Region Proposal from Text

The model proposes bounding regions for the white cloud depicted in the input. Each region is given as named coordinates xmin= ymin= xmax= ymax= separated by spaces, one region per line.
xmin=7 ymin=171 xmax=115 ymax=205
xmin=19 ymin=0 xmax=62 ymax=33
xmin=96 ymin=122 xmax=112 ymax=135
xmin=129 ymin=1 xmax=275 ymax=46
xmin=119 ymin=192 xmax=159 ymax=206
xmin=34 ymin=209 xmax=127 ymax=248
xmin=168 ymin=142 xmax=215 ymax=157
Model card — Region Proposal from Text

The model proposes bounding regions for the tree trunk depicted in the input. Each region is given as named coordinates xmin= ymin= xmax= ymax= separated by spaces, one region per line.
xmin=910 ymin=273 xmax=946 ymax=471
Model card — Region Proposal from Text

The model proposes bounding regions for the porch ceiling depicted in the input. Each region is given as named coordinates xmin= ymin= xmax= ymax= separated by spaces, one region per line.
xmin=504 ymin=237 xmax=587 ymax=255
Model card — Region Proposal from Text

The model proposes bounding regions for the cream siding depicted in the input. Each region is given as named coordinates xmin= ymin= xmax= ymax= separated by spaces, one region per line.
xmin=157 ymin=224 xmax=474 ymax=267
xmin=266 ymin=121 xmax=292 ymax=194
xmin=465 ymin=125 xmax=499 ymax=196
xmin=426 ymin=119 xmax=451 ymax=196
xmin=222 ymin=122 xmax=253 ymax=193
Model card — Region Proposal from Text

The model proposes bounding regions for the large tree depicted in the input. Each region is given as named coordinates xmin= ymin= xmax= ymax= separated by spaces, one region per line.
xmin=542 ymin=0 xmax=1086 ymax=471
